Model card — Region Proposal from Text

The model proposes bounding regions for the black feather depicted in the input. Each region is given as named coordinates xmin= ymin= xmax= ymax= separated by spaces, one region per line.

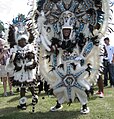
xmin=57 ymin=64 xmax=64 ymax=70
xmin=7 ymin=24 xmax=16 ymax=48
xmin=70 ymin=63 xmax=77 ymax=70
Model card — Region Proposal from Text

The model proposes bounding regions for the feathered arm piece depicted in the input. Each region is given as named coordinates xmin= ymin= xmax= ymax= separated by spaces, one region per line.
xmin=7 ymin=25 xmax=16 ymax=48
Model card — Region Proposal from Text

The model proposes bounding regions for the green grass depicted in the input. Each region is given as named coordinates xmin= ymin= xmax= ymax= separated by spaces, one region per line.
xmin=0 ymin=84 xmax=114 ymax=119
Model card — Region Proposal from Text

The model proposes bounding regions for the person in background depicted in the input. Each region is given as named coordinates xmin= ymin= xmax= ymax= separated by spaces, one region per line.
xmin=95 ymin=43 xmax=108 ymax=98
xmin=6 ymin=21 xmax=38 ymax=112
xmin=103 ymin=37 xmax=114 ymax=87
xmin=0 ymin=77 xmax=3 ymax=84
xmin=0 ymin=38 xmax=13 ymax=96
xmin=95 ymin=75 xmax=104 ymax=98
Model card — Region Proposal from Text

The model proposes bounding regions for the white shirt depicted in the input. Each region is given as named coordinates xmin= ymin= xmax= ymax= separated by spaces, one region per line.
xmin=105 ymin=45 xmax=114 ymax=63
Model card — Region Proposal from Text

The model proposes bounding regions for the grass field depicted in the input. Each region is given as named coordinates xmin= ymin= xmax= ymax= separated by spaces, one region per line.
xmin=0 ymin=84 xmax=114 ymax=119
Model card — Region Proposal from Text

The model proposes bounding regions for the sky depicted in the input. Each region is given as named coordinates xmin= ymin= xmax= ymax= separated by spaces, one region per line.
xmin=0 ymin=0 xmax=31 ymax=23
xmin=0 ymin=0 xmax=114 ymax=45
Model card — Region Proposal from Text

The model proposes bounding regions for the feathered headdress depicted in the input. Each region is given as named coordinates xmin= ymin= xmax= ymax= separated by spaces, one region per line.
xmin=15 ymin=22 xmax=30 ymax=43
xmin=12 ymin=14 xmax=29 ymax=43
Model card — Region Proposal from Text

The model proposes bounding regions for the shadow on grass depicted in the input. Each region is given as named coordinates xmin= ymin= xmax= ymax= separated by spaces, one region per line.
xmin=0 ymin=106 xmax=83 ymax=119
xmin=7 ymin=94 xmax=35 ymax=103
xmin=0 ymin=107 xmax=19 ymax=117
xmin=0 ymin=92 xmax=19 ymax=98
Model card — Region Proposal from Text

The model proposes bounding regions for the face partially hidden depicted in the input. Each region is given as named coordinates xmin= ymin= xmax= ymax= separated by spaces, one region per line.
xmin=62 ymin=28 xmax=71 ymax=39
xmin=18 ymin=38 xmax=27 ymax=48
